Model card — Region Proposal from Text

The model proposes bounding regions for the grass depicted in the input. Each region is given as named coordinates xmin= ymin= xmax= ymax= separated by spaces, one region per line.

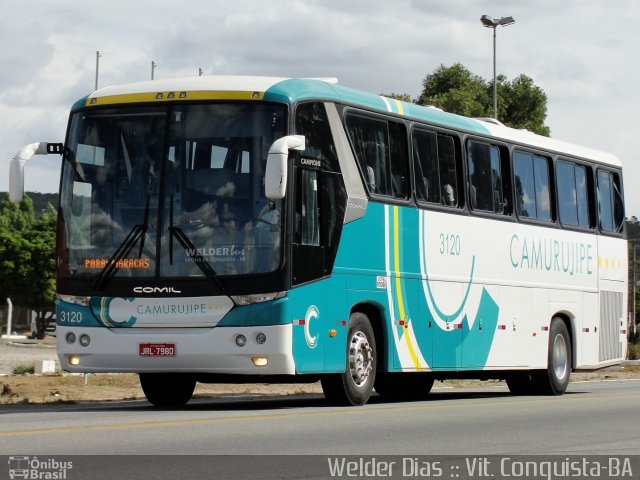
xmin=12 ymin=364 xmax=35 ymax=375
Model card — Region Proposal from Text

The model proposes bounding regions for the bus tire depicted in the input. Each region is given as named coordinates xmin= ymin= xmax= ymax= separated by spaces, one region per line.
xmin=139 ymin=373 xmax=196 ymax=407
xmin=321 ymin=312 xmax=377 ymax=406
xmin=532 ymin=318 xmax=572 ymax=395
xmin=505 ymin=372 xmax=535 ymax=395
xmin=375 ymin=373 xmax=434 ymax=399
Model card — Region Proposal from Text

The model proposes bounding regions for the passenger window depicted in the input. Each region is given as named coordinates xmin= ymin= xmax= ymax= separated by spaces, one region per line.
xmin=412 ymin=130 xmax=458 ymax=207
xmin=346 ymin=114 xmax=409 ymax=200
xmin=597 ymin=170 xmax=624 ymax=233
xmin=513 ymin=151 xmax=552 ymax=222
xmin=556 ymin=160 xmax=590 ymax=228
xmin=467 ymin=141 xmax=505 ymax=213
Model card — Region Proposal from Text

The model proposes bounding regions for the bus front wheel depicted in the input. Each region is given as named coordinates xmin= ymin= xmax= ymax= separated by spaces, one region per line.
xmin=139 ymin=373 xmax=196 ymax=407
xmin=321 ymin=312 xmax=377 ymax=406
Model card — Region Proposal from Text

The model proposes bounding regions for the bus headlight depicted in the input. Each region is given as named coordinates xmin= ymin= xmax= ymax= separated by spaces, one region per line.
xmin=256 ymin=333 xmax=267 ymax=344
xmin=231 ymin=292 xmax=286 ymax=306
xmin=66 ymin=332 xmax=77 ymax=344
xmin=235 ymin=334 xmax=247 ymax=347
xmin=79 ymin=334 xmax=91 ymax=347
xmin=252 ymin=356 xmax=268 ymax=367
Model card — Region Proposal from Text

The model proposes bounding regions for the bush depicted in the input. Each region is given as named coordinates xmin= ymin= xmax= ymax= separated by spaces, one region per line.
xmin=12 ymin=364 xmax=35 ymax=375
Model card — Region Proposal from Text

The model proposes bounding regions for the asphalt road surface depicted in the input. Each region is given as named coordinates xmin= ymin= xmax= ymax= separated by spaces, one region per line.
xmin=2 ymin=379 xmax=638 ymax=479
xmin=1 ymin=379 xmax=638 ymax=453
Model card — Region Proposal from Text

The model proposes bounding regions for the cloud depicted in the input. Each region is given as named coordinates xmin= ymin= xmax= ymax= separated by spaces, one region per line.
xmin=1 ymin=0 xmax=639 ymax=215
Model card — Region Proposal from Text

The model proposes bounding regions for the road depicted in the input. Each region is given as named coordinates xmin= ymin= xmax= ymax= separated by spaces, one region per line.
xmin=2 ymin=379 xmax=638 ymax=479
xmin=1 ymin=380 xmax=639 ymax=454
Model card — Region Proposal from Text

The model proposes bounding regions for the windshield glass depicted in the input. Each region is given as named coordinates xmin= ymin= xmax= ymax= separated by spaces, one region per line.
xmin=59 ymin=103 xmax=286 ymax=282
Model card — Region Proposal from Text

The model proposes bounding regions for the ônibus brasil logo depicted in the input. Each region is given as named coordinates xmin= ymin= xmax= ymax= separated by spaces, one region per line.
xmin=8 ymin=456 xmax=73 ymax=479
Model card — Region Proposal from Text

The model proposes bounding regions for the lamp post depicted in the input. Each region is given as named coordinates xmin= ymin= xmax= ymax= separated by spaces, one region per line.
xmin=94 ymin=50 xmax=102 ymax=91
xmin=480 ymin=15 xmax=515 ymax=119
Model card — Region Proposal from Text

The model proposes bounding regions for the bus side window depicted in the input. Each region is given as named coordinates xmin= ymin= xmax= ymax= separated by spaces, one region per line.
xmin=597 ymin=169 xmax=624 ymax=233
xmin=346 ymin=114 xmax=408 ymax=200
xmin=412 ymin=130 xmax=458 ymax=207
xmin=514 ymin=150 xmax=552 ymax=222
xmin=556 ymin=159 xmax=591 ymax=228
xmin=413 ymin=129 xmax=440 ymax=204
xmin=467 ymin=140 xmax=504 ymax=213
xmin=437 ymin=135 xmax=458 ymax=206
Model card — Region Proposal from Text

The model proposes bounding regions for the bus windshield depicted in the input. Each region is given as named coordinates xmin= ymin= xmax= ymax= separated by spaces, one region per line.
xmin=58 ymin=102 xmax=286 ymax=284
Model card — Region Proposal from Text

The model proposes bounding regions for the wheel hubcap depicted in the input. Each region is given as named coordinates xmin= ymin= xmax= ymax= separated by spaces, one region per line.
xmin=349 ymin=330 xmax=373 ymax=387
xmin=552 ymin=333 xmax=568 ymax=380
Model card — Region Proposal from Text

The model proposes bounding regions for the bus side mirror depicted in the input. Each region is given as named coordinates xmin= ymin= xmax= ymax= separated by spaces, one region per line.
xmin=9 ymin=142 xmax=63 ymax=202
xmin=265 ymin=135 xmax=305 ymax=200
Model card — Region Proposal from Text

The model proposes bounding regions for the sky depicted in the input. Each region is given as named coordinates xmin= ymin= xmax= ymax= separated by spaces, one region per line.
xmin=1 ymin=0 xmax=638 ymax=214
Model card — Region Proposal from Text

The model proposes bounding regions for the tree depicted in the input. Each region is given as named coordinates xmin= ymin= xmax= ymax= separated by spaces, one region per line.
xmin=417 ymin=63 xmax=551 ymax=136
xmin=417 ymin=63 xmax=491 ymax=118
xmin=500 ymin=74 xmax=550 ymax=136
xmin=0 ymin=194 xmax=56 ymax=338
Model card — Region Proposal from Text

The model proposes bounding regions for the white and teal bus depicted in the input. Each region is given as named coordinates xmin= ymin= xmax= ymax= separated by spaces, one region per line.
xmin=10 ymin=76 xmax=628 ymax=406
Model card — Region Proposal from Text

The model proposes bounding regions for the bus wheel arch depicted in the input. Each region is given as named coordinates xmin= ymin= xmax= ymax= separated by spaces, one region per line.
xmin=532 ymin=315 xmax=573 ymax=395
xmin=321 ymin=310 xmax=378 ymax=406
xmin=350 ymin=302 xmax=386 ymax=369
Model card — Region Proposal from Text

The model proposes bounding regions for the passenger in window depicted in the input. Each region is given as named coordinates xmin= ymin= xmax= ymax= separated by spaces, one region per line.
xmin=442 ymin=183 xmax=455 ymax=206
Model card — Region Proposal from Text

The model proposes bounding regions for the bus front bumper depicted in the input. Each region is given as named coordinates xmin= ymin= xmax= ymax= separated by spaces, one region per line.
xmin=56 ymin=324 xmax=296 ymax=375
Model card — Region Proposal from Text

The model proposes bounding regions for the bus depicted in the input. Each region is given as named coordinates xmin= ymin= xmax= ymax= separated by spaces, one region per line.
xmin=9 ymin=76 xmax=628 ymax=406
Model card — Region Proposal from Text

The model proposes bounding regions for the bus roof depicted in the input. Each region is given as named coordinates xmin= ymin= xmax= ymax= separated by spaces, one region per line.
xmin=80 ymin=75 xmax=621 ymax=168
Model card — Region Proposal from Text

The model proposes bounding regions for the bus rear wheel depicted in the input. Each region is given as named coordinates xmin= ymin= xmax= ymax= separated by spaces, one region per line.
xmin=139 ymin=373 xmax=196 ymax=407
xmin=321 ymin=312 xmax=377 ymax=406
xmin=532 ymin=318 xmax=572 ymax=395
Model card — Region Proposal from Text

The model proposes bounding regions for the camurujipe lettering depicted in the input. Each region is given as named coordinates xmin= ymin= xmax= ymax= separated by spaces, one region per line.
xmin=510 ymin=234 xmax=593 ymax=276
xmin=137 ymin=303 xmax=207 ymax=316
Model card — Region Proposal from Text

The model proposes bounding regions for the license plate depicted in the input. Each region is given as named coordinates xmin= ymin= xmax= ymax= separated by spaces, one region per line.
xmin=139 ymin=343 xmax=176 ymax=357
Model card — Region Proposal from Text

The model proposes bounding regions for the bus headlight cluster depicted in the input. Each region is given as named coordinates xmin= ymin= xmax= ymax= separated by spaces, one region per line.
xmin=66 ymin=332 xmax=91 ymax=347
xmin=234 ymin=332 xmax=267 ymax=347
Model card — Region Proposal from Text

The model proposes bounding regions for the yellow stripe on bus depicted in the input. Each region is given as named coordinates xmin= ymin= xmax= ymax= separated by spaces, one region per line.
xmin=86 ymin=90 xmax=264 ymax=106
xmin=393 ymin=206 xmax=422 ymax=371
xmin=393 ymin=99 xmax=405 ymax=115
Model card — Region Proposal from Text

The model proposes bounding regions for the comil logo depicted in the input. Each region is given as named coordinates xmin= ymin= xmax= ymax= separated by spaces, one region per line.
xmin=133 ymin=286 xmax=182 ymax=294
xmin=8 ymin=456 xmax=73 ymax=479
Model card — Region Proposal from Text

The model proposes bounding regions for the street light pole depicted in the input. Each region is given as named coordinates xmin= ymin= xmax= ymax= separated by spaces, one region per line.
xmin=480 ymin=15 xmax=515 ymax=119
xmin=95 ymin=50 xmax=102 ymax=91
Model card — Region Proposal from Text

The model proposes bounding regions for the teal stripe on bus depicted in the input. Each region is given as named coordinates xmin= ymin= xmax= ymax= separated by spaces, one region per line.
xmin=265 ymin=79 xmax=492 ymax=135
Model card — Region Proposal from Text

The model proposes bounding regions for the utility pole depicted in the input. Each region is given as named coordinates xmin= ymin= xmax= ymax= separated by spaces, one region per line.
xmin=151 ymin=61 xmax=156 ymax=80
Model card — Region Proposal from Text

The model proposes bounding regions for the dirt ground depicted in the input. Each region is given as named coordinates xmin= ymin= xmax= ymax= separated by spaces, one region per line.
xmin=1 ymin=365 xmax=638 ymax=405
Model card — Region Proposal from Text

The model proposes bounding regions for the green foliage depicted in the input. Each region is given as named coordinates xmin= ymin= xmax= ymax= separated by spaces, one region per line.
xmin=416 ymin=63 xmax=551 ymax=136
xmin=418 ymin=63 xmax=491 ymax=118
xmin=500 ymin=74 xmax=550 ymax=136
xmin=12 ymin=364 xmax=35 ymax=375
xmin=0 ymin=194 xmax=56 ymax=314
xmin=381 ymin=92 xmax=413 ymax=103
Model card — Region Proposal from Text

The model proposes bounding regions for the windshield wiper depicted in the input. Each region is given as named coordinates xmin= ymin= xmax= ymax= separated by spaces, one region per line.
xmin=168 ymin=196 xmax=226 ymax=291
xmin=92 ymin=196 xmax=150 ymax=291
